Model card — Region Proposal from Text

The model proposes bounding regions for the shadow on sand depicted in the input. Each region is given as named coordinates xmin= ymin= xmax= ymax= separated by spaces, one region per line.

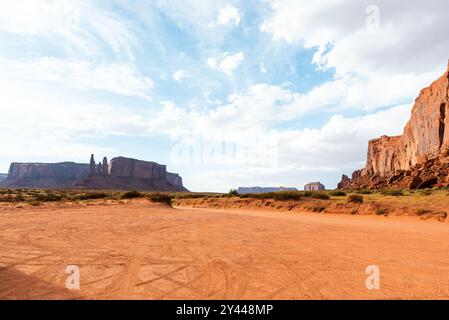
xmin=0 ymin=267 xmax=84 ymax=300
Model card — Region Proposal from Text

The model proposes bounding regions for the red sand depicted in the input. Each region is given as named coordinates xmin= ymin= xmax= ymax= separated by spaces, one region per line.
xmin=1 ymin=199 xmax=449 ymax=299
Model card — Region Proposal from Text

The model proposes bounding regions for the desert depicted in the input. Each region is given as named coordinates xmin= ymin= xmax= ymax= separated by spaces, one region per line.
xmin=2 ymin=1 xmax=449 ymax=306
xmin=1 ymin=189 xmax=449 ymax=300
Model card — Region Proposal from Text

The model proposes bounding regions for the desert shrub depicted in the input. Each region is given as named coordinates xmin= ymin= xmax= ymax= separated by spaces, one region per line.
xmin=356 ymin=190 xmax=372 ymax=195
xmin=228 ymin=189 xmax=239 ymax=196
xmin=375 ymin=207 xmax=389 ymax=216
xmin=419 ymin=189 xmax=433 ymax=196
xmin=309 ymin=206 xmax=327 ymax=213
xmin=15 ymin=195 xmax=26 ymax=202
xmin=238 ymin=192 xmax=302 ymax=201
xmin=121 ymin=191 xmax=144 ymax=199
xmin=0 ymin=196 xmax=14 ymax=202
xmin=77 ymin=192 xmax=109 ymax=200
xmin=381 ymin=190 xmax=404 ymax=196
xmin=149 ymin=193 xmax=173 ymax=205
xmin=301 ymin=192 xmax=330 ymax=200
xmin=34 ymin=194 xmax=62 ymax=202
xmin=347 ymin=194 xmax=364 ymax=204
xmin=416 ymin=209 xmax=432 ymax=216
xmin=310 ymin=193 xmax=330 ymax=200
xmin=330 ymin=191 xmax=346 ymax=197
xmin=29 ymin=201 xmax=42 ymax=207
xmin=271 ymin=192 xmax=302 ymax=201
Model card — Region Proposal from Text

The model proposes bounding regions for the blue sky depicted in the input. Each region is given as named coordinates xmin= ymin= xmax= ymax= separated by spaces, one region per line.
xmin=0 ymin=0 xmax=448 ymax=191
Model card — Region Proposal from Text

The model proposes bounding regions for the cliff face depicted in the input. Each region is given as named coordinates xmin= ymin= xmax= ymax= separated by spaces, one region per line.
xmin=109 ymin=157 xmax=166 ymax=180
xmin=1 ymin=156 xmax=187 ymax=191
xmin=0 ymin=173 xmax=7 ymax=183
xmin=76 ymin=155 xmax=187 ymax=191
xmin=339 ymin=61 xmax=449 ymax=189
xmin=2 ymin=162 xmax=89 ymax=188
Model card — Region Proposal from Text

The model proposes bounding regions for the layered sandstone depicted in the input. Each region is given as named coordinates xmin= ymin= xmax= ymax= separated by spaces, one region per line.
xmin=1 ymin=155 xmax=187 ymax=191
xmin=339 ymin=61 xmax=449 ymax=189
xmin=76 ymin=155 xmax=187 ymax=191
xmin=1 ymin=162 xmax=89 ymax=188
xmin=0 ymin=173 xmax=8 ymax=183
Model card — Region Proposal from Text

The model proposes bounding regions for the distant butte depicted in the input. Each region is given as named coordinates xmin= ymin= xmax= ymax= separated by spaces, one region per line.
xmin=339 ymin=60 xmax=449 ymax=190
xmin=0 ymin=155 xmax=187 ymax=192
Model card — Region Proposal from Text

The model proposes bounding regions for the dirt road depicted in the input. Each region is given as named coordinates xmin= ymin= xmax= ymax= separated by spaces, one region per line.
xmin=1 ymin=200 xmax=449 ymax=299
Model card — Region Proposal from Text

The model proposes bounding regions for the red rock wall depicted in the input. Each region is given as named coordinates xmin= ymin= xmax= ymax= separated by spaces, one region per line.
xmin=363 ymin=63 xmax=449 ymax=177
xmin=109 ymin=157 xmax=166 ymax=179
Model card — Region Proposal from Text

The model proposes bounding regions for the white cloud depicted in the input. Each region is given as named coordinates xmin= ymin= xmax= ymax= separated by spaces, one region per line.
xmin=173 ymin=69 xmax=188 ymax=82
xmin=0 ymin=57 xmax=153 ymax=100
xmin=260 ymin=62 xmax=267 ymax=73
xmin=262 ymin=0 xmax=449 ymax=76
xmin=216 ymin=6 xmax=242 ymax=27
xmin=0 ymin=0 xmax=137 ymax=58
xmin=207 ymin=52 xmax=245 ymax=75
xmin=150 ymin=96 xmax=413 ymax=191
xmin=261 ymin=0 xmax=449 ymax=115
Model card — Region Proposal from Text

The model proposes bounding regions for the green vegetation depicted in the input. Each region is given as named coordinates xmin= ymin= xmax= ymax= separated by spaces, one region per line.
xmin=34 ymin=193 xmax=63 ymax=202
xmin=347 ymin=194 xmax=364 ymax=204
xmin=149 ymin=193 xmax=173 ymax=205
xmin=375 ymin=207 xmax=389 ymax=216
xmin=246 ymin=191 xmax=302 ymax=201
xmin=308 ymin=192 xmax=330 ymax=200
xmin=381 ymin=190 xmax=404 ymax=196
xmin=329 ymin=191 xmax=346 ymax=197
xmin=308 ymin=206 xmax=327 ymax=213
xmin=76 ymin=192 xmax=109 ymax=200
xmin=120 ymin=190 xmax=144 ymax=199
xmin=355 ymin=190 xmax=372 ymax=195
xmin=415 ymin=209 xmax=431 ymax=216
xmin=228 ymin=189 xmax=239 ymax=196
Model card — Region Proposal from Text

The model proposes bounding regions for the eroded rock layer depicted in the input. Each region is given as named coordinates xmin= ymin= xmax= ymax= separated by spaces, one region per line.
xmin=339 ymin=62 xmax=449 ymax=189
xmin=1 ymin=162 xmax=89 ymax=188
xmin=1 ymin=156 xmax=187 ymax=191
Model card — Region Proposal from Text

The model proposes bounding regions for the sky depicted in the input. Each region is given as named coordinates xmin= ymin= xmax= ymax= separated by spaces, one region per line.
xmin=0 ymin=0 xmax=448 ymax=192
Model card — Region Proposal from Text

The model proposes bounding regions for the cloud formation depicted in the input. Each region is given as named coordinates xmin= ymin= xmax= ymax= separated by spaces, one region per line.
xmin=207 ymin=52 xmax=245 ymax=75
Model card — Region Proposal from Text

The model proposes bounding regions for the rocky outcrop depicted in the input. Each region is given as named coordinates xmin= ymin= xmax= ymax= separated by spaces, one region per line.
xmin=75 ymin=155 xmax=187 ymax=191
xmin=0 ymin=173 xmax=7 ymax=183
xmin=1 ymin=155 xmax=187 ymax=191
xmin=339 ymin=61 xmax=449 ymax=189
xmin=1 ymin=162 xmax=89 ymax=188
xmin=237 ymin=187 xmax=298 ymax=194
xmin=304 ymin=182 xmax=326 ymax=191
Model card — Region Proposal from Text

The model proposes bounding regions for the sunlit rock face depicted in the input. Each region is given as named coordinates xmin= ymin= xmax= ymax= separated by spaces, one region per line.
xmin=339 ymin=62 xmax=449 ymax=189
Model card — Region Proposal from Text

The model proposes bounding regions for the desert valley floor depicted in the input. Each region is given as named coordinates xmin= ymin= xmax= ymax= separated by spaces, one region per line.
xmin=1 ymin=199 xmax=449 ymax=300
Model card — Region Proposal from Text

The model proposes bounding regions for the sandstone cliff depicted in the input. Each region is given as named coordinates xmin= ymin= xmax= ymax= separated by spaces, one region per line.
xmin=1 ymin=155 xmax=187 ymax=191
xmin=339 ymin=61 xmax=449 ymax=189
xmin=1 ymin=162 xmax=89 ymax=188
xmin=75 ymin=155 xmax=187 ymax=191
xmin=0 ymin=173 xmax=7 ymax=183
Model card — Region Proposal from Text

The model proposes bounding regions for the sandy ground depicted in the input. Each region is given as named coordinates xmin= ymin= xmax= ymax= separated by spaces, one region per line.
xmin=1 ymin=199 xmax=449 ymax=300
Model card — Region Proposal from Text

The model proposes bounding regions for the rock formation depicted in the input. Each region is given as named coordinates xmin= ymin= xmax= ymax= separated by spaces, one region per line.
xmin=1 ymin=155 xmax=187 ymax=191
xmin=75 ymin=155 xmax=187 ymax=191
xmin=1 ymin=162 xmax=89 ymax=188
xmin=304 ymin=182 xmax=326 ymax=191
xmin=0 ymin=173 xmax=8 ymax=183
xmin=237 ymin=187 xmax=298 ymax=194
xmin=339 ymin=61 xmax=449 ymax=189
